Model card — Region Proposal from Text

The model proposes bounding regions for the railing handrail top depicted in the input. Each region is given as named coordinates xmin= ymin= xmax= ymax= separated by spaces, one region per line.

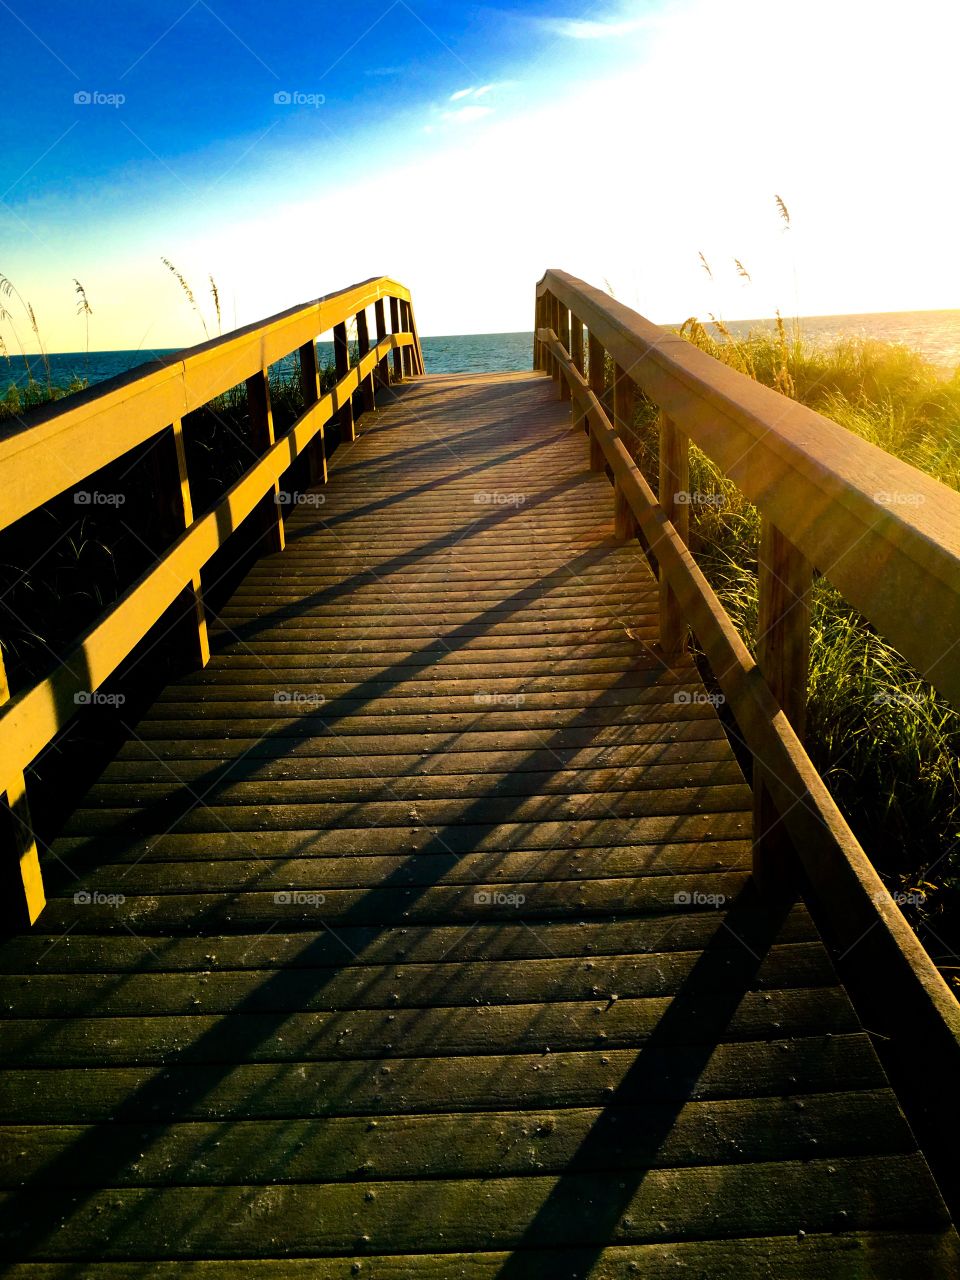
xmin=538 ymin=268 xmax=960 ymax=570
xmin=0 ymin=274 xmax=411 ymax=449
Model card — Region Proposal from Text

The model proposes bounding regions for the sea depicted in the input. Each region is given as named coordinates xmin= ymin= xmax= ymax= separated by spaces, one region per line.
xmin=5 ymin=311 xmax=960 ymax=392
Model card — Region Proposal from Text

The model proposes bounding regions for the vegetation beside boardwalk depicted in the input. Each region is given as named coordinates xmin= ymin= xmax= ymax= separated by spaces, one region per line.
xmin=620 ymin=322 xmax=960 ymax=963
xmin=3 ymin=256 xmax=959 ymax=968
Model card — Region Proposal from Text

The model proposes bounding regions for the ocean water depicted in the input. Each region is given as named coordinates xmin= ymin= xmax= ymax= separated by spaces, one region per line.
xmin=5 ymin=312 xmax=959 ymax=394
xmin=718 ymin=310 xmax=960 ymax=370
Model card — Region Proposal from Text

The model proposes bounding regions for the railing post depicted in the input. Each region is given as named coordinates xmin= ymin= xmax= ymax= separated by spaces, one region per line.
xmin=533 ymin=294 xmax=543 ymax=370
xmin=547 ymin=295 xmax=560 ymax=383
xmin=557 ymin=305 xmax=571 ymax=402
xmin=570 ymin=314 xmax=585 ymax=428
xmin=407 ymin=298 xmax=425 ymax=374
xmin=399 ymin=301 xmax=414 ymax=379
xmin=587 ymin=333 xmax=606 ymax=470
xmin=658 ymin=411 xmax=689 ymax=656
xmin=542 ymin=294 xmax=553 ymax=378
xmin=613 ymin=364 xmax=639 ymax=540
xmin=356 ymin=307 xmax=376 ymax=414
xmin=0 ymin=651 xmax=44 ymax=929
xmin=753 ymin=517 xmax=812 ymax=892
xmin=570 ymin=315 xmax=584 ymax=376
xmin=389 ymin=297 xmax=403 ymax=382
xmin=298 ymin=339 xmax=328 ymax=486
xmin=374 ymin=299 xmax=389 ymax=391
xmin=171 ymin=418 xmax=211 ymax=667
xmin=333 ymin=321 xmax=356 ymax=443
xmin=246 ymin=368 xmax=285 ymax=553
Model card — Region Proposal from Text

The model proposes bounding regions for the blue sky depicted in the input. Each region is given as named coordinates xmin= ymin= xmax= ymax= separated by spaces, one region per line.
xmin=6 ymin=2 xmax=542 ymax=202
xmin=3 ymin=0 xmax=959 ymax=350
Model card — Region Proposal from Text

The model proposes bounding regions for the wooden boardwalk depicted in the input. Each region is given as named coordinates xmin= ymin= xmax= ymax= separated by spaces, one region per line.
xmin=0 ymin=371 xmax=956 ymax=1275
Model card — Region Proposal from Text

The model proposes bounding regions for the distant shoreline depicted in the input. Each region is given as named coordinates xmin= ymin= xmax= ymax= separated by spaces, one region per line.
xmin=5 ymin=308 xmax=959 ymax=386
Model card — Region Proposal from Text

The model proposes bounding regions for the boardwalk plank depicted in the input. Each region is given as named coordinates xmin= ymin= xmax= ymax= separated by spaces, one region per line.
xmin=0 ymin=371 xmax=954 ymax=1271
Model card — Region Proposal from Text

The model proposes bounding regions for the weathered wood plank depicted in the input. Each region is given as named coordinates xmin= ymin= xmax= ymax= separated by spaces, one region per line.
xmin=0 ymin=1090 xmax=913 ymax=1188
xmin=0 ymin=1036 xmax=890 ymax=1123
xmin=0 ymin=989 xmax=859 ymax=1066
xmin=1 ymin=369 xmax=953 ymax=1270
xmin=0 ymin=943 xmax=832 ymax=1015
xmin=0 ymin=1157 xmax=948 ymax=1259
xmin=0 ymin=906 xmax=819 ymax=973
xmin=3 ymin=1234 xmax=959 ymax=1278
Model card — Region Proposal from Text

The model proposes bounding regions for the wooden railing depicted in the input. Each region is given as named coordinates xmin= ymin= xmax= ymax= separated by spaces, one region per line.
xmin=535 ymin=269 xmax=960 ymax=1123
xmin=0 ymin=275 xmax=424 ymax=926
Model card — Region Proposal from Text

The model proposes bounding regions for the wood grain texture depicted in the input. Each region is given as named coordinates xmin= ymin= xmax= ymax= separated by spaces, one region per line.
xmin=537 ymin=269 xmax=960 ymax=712
xmin=0 ymin=276 xmax=413 ymax=531
xmin=538 ymin=323 xmax=960 ymax=1132
xmin=0 ymin=371 xmax=954 ymax=1271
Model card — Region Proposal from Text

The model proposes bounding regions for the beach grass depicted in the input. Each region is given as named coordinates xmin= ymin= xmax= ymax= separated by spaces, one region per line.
xmin=619 ymin=322 xmax=960 ymax=954
xmin=3 ymin=284 xmax=959 ymax=961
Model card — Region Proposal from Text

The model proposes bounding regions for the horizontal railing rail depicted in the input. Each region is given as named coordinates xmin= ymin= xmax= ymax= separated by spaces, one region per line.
xmin=535 ymin=268 xmax=960 ymax=1174
xmin=0 ymin=274 xmax=425 ymax=925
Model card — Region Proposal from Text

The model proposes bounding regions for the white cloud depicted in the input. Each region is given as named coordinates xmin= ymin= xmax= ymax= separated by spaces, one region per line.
xmin=449 ymin=82 xmax=501 ymax=102
xmin=13 ymin=0 xmax=960 ymax=349
xmin=441 ymin=105 xmax=494 ymax=124
xmin=549 ymin=15 xmax=657 ymax=39
xmin=438 ymin=83 xmax=505 ymax=124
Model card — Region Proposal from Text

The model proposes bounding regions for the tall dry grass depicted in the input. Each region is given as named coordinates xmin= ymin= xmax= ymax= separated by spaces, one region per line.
xmin=622 ymin=321 xmax=960 ymax=952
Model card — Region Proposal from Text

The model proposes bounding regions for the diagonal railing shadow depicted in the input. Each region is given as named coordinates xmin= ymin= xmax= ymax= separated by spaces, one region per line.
xmin=0 ymin=525 xmax=715 ymax=1258
xmin=45 ymin=529 xmax=628 ymax=878
xmin=0 ymin=680 xmax=728 ymax=1260
xmin=282 ymin=428 xmax=569 ymax=540
xmin=217 ymin=471 xmax=598 ymax=645
xmin=0 ymin=374 xmax=759 ymax=1262
xmin=491 ymin=886 xmax=793 ymax=1276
